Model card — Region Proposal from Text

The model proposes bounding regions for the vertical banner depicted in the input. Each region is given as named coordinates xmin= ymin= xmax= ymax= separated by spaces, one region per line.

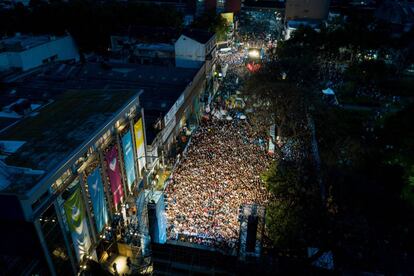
xmin=105 ymin=145 xmax=124 ymax=208
xmin=122 ymin=130 xmax=136 ymax=192
xmin=87 ymin=168 xmax=108 ymax=233
xmin=134 ymin=118 xmax=146 ymax=173
xmin=64 ymin=187 xmax=92 ymax=262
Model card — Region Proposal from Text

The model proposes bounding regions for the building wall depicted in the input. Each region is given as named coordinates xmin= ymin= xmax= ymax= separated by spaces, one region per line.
xmin=157 ymin=64 xmax=206 ymax=153
xmin=0 ymin=35 xmax=80 ymax=72
xmin=0 ymin=52 xmax=22 ymax=71
xmin=0 ymin=53 xmax=9 ymax=70
xmin=175 ymin=35 xmax=206 ymax=68
xmin=285 ymin=0 xmax=330 ymax=20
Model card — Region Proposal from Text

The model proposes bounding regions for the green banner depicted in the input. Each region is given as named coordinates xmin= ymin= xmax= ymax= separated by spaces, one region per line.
xmin=64 ymin=188 xmax=85 ymax=233
xmin=63 ymin=187 xmax=92 ymax=262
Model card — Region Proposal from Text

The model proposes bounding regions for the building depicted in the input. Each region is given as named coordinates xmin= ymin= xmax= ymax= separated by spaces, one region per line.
xmin=0 ymin=89 xmax=144 ymax=275
xmin=0 ymin=33 xmax=80 ymax=72
xmin=175 ymin=29 xmax=217 ymax=104
xmin=109 ymin=27 xmax=180 ymax=65
xmin=175 ymin=29 xmax=216 ymax=69
xmin=242 ymin=0 xmax=286 ymax=10
xmin=131 ymin=0 xmax=188 ymax=13
xmin=1 ymin=60 xmax=208 ymax=177
xmin=375 ymin=1 xmax=414 ymax=34
xmin=110 ymin=40 xmax=175 ymax=65
xmin=285 ymin=0 xmax=330 ymax=20
xmin=226 ymin=0 xmax=241 ymax=13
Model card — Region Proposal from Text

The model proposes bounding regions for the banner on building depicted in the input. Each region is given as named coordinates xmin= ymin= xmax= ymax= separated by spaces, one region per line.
xmin=134 ymin=118 xmax=146 ymax=173
xmin=64 ymin=187 xmax=92 ymax=262
xmin=221 ymin=12 xmax=234 ymax=24
xmin=87 ymin=168 xmax=108 ymax=233
xmin=122 ymin=130 xmax=136 ymax=192
xmin=105 ymin=145 xmax=124 ymax=208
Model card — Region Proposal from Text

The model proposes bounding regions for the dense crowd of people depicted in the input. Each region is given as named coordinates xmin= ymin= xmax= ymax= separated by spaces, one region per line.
xmin=165 ymin=118 xmax=272 ymax=250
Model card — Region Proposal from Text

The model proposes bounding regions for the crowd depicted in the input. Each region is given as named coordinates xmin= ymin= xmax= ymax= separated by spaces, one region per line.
xmin=165 ymin=118 xmax=272 ymax=250
xmin=218 ymin=49 xmax=245 ymax=66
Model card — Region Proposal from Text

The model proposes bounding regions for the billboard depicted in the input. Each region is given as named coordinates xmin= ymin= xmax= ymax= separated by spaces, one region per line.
xmin=221 ymin=12 xmax=234 ymax=24
xmin=122 ymin=130 xmax=136 ymax=192
xmin=134 ymin=118 xmax=146 ymax=173
xmin=87 ymin=168 xmax=108 ymax=233
xmin=105 ymin=145 xmax=124 ymax=208
xmin=64 ymin=187 xmax=92 ymax=262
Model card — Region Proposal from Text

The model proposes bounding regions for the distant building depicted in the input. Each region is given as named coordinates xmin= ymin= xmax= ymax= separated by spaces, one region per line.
xmin=175 ymin=29 xmax=216 ymax=69
xmin=241 ymin=0 xmax=285 ymax=10
xmin=174 ymin=29 xmax=217 ymax=97
xmin=11 ymin=0 xmax=30 ymax=6
xmin=226 ymin=0 xmax=241 ymax=13
xmin=110 ymin=39 xmax=175 ymax=65
xmin=375 ymin=1 xmax=414 ymax=34
xmin=110 ymin=27 xmax=180 ymax=65
xmin=194 ymin=0 xmax=241 ymax=15
xmin=0 ymin=33 xmax=80 ymax=72
xmin=285 ymin=0 xmax=330 ymax=20
xmin=132 ymin=0 xmax=188 ymax=13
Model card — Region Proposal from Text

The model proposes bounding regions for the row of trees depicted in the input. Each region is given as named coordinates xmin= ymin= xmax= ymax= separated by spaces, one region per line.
xmin=244 ymin=9 xmax=414 ymax=272
xmin=191 ymin=11 xmax=230 ymax=42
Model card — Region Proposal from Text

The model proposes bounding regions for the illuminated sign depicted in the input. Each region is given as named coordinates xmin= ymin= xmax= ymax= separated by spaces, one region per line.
xmin=164 ymin=94 xmax=184 ymax=126
xmin=134 ymin=118 xmax=146 ymax=173
xmin=63 ymin=187 xmax=92 ymax=262
xmin=122 ymin=130 xmax=136 ymax=192
xmin=221 ymin=12 xmax=234 ymax=24
xmin=105 ymin=145 xmax=124 ymax=208
xmin=87 ymin=168 xmax=108 ymax=233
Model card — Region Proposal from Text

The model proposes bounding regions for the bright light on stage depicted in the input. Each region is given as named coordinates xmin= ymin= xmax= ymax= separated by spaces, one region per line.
xmin=248 ymin=49 xmax=260 ymax=59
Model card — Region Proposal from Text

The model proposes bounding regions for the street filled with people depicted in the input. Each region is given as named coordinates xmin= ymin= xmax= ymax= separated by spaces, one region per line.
xmin=163 ymin=15 xmax=283 ymax=252
xmin=165 ymin=117 xmax=272 ymax=251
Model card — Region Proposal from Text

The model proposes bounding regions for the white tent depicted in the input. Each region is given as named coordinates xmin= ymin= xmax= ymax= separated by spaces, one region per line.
xmin=322 ymin=88 xmax=335 ymax=95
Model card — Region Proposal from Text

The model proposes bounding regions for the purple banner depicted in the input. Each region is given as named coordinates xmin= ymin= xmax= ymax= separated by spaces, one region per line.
xmin=105 ymin=145 xmax=124 ymax=208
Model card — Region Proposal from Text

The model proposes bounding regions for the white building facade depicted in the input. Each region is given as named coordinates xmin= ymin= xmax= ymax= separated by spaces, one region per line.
xmin=0 ymin=34 xmax=80 ymax=72
xmin=174 ymin=32 xmax=216 ymax=69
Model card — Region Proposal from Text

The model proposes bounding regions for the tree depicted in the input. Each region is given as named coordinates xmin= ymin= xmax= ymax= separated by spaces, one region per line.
xmin=263 ymin=161 xmax=326 ymax=250
xmin=191 ymin=11 xmax=229 ymax=42
xmin=243 ymin=74 xmax=312 ymax=140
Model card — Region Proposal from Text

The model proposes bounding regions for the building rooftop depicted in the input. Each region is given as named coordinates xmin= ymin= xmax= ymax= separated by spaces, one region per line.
xmin=116 ymin=26 xmax=181 ymax=44
xmin=0 ymin=34 xmax=63 ymax=53
xmin=2 ymin=62 xmax=199 ymax=111
xmin=242 ymin=0 xmax=285 ymax=9
xmin=375 ymin=1 xmax=414 ymax=25
xmin=182 ymin=29 xmax=215 ymax=44
xmin=0 ymin=89 xmax=138 ymax=193
xmin=135 ymin=43 xmax=174 ymax=51
xmin=1 ymin=61 xmax=201 ymax=144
